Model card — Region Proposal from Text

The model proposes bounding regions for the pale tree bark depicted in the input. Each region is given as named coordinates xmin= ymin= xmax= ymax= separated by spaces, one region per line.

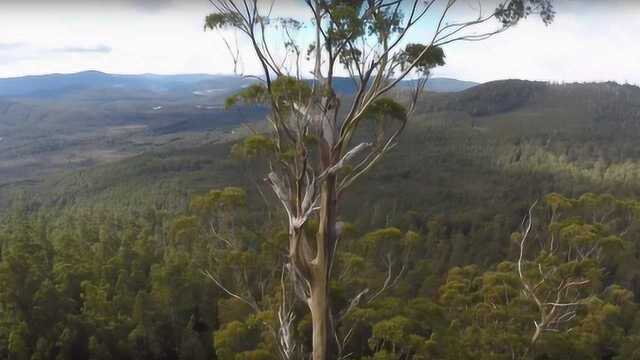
xmin=309 ymin=175 xmax=336 ymax=359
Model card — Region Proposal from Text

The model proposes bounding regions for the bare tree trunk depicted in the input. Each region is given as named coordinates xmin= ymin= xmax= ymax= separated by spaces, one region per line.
xmin=309 ymin=175 xmax=337 ymax=360
xmin=309 ymin=271 xmax=329 ymax=360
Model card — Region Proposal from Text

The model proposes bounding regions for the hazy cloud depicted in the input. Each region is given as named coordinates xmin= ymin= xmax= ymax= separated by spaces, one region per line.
xmin=2 ymin=0 xmax=176 ymax=10
xmin=0 ymin=43 xmax=112 ymax=68
xmin=125 ymin=0 xmax=175 ymax=12
xmin=0 ymin=43 xmax=26 ymax=51
xmin=51 ymin=45 xmax=112 ymax=54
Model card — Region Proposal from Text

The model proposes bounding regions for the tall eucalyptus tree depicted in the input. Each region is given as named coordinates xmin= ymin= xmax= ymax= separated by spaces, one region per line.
xmin=204 ymin=1 xmax=554 ymax=358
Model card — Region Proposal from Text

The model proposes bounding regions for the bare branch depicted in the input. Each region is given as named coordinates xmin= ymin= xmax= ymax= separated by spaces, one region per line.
xmin=202 ymin=269 xmax=259 ymax=312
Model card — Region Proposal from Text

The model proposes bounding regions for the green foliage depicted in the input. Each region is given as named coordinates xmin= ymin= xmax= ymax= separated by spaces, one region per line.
xmin=204 ymin=12 xmax=243 ymax=31
xmin=399 ymin=45 xmax=445 ymax=74
xmin=230 ymin=135 xmax=274 ymax=160
xmin=225 ymin=84 xmax=269 ymax=109
xmin=225 ymin=77 xmax=311 ymax=112
xmin=0 ymin=205 xmax=220 ymax=359
xmin=365 ymin=98 xmax=408 ymax=123
xmin=3 ymin=182 xmax=640 ymax=359
xmin=6 ymin=78 xmax=640 ymax=358
xmin=496 ymin=0 xmax=555 ymax=26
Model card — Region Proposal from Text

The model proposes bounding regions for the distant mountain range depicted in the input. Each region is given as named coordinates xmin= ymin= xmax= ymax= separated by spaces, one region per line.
xmin=0 ymin=71 xmax=478 ymax=98
xmin=412 ymin=77 xmax=479 ymax=92
xmin=0 ymin=70 xmax=480 ymax=189
xmin=0 ymin=71 xmax=254 ymax=98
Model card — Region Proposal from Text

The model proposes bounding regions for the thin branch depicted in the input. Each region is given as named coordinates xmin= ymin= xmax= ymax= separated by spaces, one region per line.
xmin=202 ymin=269 xmax=259 ymax=312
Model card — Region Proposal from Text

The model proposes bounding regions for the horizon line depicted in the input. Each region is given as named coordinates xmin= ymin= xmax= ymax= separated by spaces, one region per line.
xmin=1 ymin=69 xmax=639 ymax=87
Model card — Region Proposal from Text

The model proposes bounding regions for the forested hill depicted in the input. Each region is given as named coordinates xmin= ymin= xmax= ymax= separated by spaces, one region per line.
xmin=7 ymin=78 xmax=640 ymax=264
xmin=419 ymin=79 xmax=640 ymax=120
xmin=3 ymin=79 xmax=640 ymax=359
xmin=11 ymin=79 xmax=640 ymax=215
xmin=0 ymin=71 xmax=478 ymax=190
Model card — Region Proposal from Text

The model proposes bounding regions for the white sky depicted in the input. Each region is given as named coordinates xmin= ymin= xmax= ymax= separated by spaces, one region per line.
xmin=1 ymin=0 xmax=639 ymax=84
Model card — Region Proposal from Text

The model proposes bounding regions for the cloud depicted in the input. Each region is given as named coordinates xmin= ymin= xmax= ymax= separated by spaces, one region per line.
xmin=0 ymin=42 xmax=26 ymax=51
xmin=0 ymin=43 xmax=112 ymax=67
xmin=0 ymin=0 xmax=639 ymax=84
xmin=123 ymin=0 xmax=175 ymax=12
xmin=51 ymin=45 xmax=112 ymax=54
xmin=1 ymin=0 xmax=175 ymax=11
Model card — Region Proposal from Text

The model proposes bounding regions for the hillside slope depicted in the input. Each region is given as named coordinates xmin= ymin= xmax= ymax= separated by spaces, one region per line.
xmin=6 ymin=80 xmax=640 ymax=224
xmin=0 ymin=72 xmax=477 ymax=187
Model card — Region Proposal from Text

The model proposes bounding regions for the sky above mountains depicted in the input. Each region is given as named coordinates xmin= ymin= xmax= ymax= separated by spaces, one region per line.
xmin=1 ymin=0 xmax=639 ymax=84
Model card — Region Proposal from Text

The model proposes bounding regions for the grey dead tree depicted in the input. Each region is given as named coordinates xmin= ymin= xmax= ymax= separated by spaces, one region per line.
xmin=517 ymin=202 xmax=590 ymax=346
xmin=204 ymin=1 xmax=554 ymax=359
xmin=516 ymin=197 xmax=623 ymax=355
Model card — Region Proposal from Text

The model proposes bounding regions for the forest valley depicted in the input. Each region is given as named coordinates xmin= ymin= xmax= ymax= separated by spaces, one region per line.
xmin=3 ymin=0 xmax=640 ymax=359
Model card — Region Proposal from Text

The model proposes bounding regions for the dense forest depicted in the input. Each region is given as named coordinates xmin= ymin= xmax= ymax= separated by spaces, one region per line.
xmin=2 ymin=187 xmax=640 ymax=359
xmin=2 ymin=0 xmax=640 ymax=357
xmin=2 ymin=78 xmax=640 ymax=359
